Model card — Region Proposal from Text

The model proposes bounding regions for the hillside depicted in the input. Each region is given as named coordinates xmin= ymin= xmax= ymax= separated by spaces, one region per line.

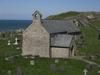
xmin=46 ymin=11 xmax=80 ymax=20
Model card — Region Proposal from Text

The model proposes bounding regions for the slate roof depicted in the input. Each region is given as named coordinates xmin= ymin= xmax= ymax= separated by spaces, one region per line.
xmin=42 ymin=20 xmax=80 ymax=33
xmin=51 ymin=34 xmax=73 ymax=47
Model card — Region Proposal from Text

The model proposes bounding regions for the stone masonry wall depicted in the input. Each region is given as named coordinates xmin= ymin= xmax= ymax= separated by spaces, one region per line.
xmin=22 ymin=21 xmax=50 ymax=57
xmin=51 ymin=47 xmax=69 ymax=58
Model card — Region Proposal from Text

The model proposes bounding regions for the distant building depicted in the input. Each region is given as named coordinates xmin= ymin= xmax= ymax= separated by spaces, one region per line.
xmin=22 ymin=11 xmax=80 ymax=58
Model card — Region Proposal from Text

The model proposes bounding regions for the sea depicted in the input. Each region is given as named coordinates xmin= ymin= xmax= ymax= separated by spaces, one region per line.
xmin=0 ymin=20 xmax=32 ymax=32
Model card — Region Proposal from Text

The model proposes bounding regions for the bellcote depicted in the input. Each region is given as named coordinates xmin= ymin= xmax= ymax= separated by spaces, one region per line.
xmin=32 ymin=10 xmax=42 ymax=21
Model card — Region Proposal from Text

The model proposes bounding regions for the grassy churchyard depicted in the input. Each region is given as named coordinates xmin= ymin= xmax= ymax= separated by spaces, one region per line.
xmin=0 ymin=39 xmax=21 ymax=57
xmin=0 ymin=39 xmax=100 ymax=75
xmin=0 ymin=55 xmax=100 ymax=75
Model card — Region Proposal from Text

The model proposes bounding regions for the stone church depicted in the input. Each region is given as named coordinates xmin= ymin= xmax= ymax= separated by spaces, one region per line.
xmin=22 ymin=11 xmax=80 ymax=58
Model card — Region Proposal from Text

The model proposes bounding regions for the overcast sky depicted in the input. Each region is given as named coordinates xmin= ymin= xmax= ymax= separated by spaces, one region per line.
xmin=0 ymin=0 xmax=100 ymax=20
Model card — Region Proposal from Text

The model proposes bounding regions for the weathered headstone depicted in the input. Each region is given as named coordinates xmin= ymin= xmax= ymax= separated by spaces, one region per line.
xmin=97 ymin=71 xmax=100 ymax=74
xmin=16 ymin=47 xmax=20 ymax=50
xmin=59 ymin=65 xmax=65 ymax=72
xmin=7 ymin=70 xmax=11 ymax=75
xmin=55 ymin=59 xmax=59 ymax=64
xmin=50 ymin=64 xmax=56 ymax=72
xmin=5 ymin=57 xmax=9 ymax=61
xmin=8 ymin=40 xmax=11 ymax=45
xmin=83 ymin=69 xmax=88 ymax=75
xmin=30 ymin=60 xmax=35 ymax=65
xmin=16 ymin=67 xmax=22 ymax=75
xmin=64 ymin=61 xmax=67 ymax=64
xmin=98 ymin=71 xmax=100 ymax=74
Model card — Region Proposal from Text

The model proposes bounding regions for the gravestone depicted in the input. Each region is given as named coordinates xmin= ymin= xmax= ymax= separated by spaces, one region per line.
xmin=83 ymin=69 xmax=88 ymax=75
xmin=14 ymin=37 xmax=18 ymax=45
xmin=97 ymin=71 xmax=100 ymax=75
xmin=8 ymin=40 xmax=11 ymax=45
xmin=16 ymin=67 xmax=22 ymax=75
xmin=30 ymin=60 xmax=35 ymax=65
xmin=50 ymin=64 xmax=56 ymax=72
xmin=7 ymin=70 xmax=11 ymax=75
xmin=16 ymin=47 xmax=20 ymax=50
xmin=31 ymin=56 xmax=35 ymax=59
xmin=64 ymin=61 xmax=67 ymax=64
xmin=5 ymin=57 xmax=9 ymax=61
xmin=59 ymin=65 xmax=65 ymax=72
xmin=55 ymin=59 xmax=59 ymax=64
xmin=86 ymin=64 xmax=94 ymax=70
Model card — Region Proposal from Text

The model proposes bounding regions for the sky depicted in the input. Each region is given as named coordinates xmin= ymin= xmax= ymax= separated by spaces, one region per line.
xmin=0 ymin=0 xmax=100 ymax=20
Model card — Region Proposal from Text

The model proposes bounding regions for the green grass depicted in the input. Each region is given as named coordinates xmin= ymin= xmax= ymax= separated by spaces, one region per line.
xmin=0 ymin=57 xmax=100 ymax=75
xmin=78 ymin=26 xmax=100 ymax=55
xmin=77 ymin=20 xmax=100 ymax=55
xmin=0 ymin=57 xmax=89 ymax=75
xmin=79 ymin=27 xmax=100 ymax=54
xmin=47 ymin=11 xmax=79 ymax=20
xmin=0 ymin=39 xmax=90 ymax=75
xmin=0 ymin=39 xmax=21 ymax=57
xmin=77 ymin=23 xmax=100 ymax=64
xmin=92 ymin=20 xmax=100 ymax=28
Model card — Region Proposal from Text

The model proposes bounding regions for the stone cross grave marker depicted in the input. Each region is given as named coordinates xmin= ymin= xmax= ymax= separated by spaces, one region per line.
xmin=14 ymin=37 xmax=18 ymax=45
xmin=83 ymin=69 xmax=88 ymax=75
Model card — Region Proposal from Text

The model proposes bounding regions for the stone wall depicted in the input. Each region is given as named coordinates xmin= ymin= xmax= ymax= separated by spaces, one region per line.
xmin=51 ymin=47 xmax=69 ymax=58
xmin=22 ymin=21 xmax=50 ymax=57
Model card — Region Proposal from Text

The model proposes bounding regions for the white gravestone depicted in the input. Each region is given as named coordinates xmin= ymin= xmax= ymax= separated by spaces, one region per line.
xmin=16 ymin=47 xmax=20 ymax=50
xmin=7 ymin=70 xmax=11 ymax=75
xmin=8 ymin=40 xmax=11 ymax=45
xmin=97 ymin=71 xmax=100 ymax=74
xmin=83 ymin=69 xmax=88 ymax=75
xmin=5 ymin=57 xmax=9 ymax=61
xmin=30 ymin=60 xmax=35 ymax=65
xmin=55 ymin=59 xmax=59 ymax=64
xmin=14 ymin=37 xmax=18 ymax=45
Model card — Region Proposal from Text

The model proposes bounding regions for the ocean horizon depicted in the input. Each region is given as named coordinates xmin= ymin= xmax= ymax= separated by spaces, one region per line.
xmin=0 ymin=20 xmax=32 ymax=32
